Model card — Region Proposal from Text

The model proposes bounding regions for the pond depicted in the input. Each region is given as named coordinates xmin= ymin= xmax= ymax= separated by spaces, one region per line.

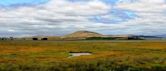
xmin=69 ymin=52 xmax=92 ymax=58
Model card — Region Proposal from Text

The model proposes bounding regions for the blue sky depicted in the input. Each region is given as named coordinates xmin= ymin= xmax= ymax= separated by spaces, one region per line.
xmin=0 ymin=0 xmax=166 ymax=37
xmin=0 ymin=0 xmax=48 ymax=6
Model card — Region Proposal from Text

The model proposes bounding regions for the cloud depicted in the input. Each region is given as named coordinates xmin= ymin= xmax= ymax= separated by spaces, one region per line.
xmin=0 ymin=0 xmax=166 ymax=37
xmin=114 ymin=0 xmax=166 ymax=35
xmin=0 ymin=0 xmax=111 ymax=37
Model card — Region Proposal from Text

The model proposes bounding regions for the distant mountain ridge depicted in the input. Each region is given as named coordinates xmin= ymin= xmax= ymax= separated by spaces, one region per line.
xmin=63 ymin=31 xmax=164 ymax=40
xmin=2 ymin=30 xmax=164 ymax=40
xmin=156 ymin=35 xmax=166 ymax=38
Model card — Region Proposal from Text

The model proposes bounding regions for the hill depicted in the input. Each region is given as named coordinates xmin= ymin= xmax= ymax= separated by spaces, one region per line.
xmin=156 ymin=34 xmax=166 ymax=38
xmin=63 ymin=31 xmax=103 ymax=38
xmin=5 ymin=31 xmax=164 ymax=40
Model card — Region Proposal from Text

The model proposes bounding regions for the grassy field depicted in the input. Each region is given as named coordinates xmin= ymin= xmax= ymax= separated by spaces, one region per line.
xmin=0 ymin=40 xmax=166 ymax=71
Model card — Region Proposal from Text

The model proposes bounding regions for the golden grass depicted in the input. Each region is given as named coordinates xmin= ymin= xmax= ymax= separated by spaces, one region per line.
xmin=0 ymin=40 xmax=166 ymax=71
xmin=0 ymin=41 xmax=166 ymax=61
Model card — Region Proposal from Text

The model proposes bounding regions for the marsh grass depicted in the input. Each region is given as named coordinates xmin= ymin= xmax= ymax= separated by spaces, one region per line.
xmin=0 ymin=40 xmax=166 ymax=71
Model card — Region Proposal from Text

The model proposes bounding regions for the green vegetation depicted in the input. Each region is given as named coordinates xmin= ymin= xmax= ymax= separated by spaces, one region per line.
xmin=86 ymin=37 xmax=116 ymax=40
xmin=86 ymin=37 xmax=144 ymax=40
xmin=0 ymin=40 xmax=166 ymax=71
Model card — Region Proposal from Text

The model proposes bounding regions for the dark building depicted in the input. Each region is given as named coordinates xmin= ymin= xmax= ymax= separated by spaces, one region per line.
xmin=41 ymin=38 xmax=48 ymax=40
xmin=32 ymin=38 xmax=38 ymax=40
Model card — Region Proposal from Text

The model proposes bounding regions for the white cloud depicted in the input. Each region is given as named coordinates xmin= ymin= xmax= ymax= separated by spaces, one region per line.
xmin=0 ymin=0 xmax=166 ymax=36
xmin=0 ymin=0 xmax=111 ymax=36
xmin=113 ymin=0 xmax=166 ymax=35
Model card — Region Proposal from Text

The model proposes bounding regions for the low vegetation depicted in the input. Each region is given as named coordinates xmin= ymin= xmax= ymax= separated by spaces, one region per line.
xmin=0 ymin=40 xmax=166 ymax=71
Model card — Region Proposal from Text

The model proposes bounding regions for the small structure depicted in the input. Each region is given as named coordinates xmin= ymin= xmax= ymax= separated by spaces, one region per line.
xmin=32 ymin=38 xmax=38 ymax=40
xmin=41 ymin=38 xmax=48 ymax=40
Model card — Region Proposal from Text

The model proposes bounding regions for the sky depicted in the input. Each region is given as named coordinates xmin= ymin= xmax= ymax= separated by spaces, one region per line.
xmin=0 ymin=0 xmax=166 ymax=37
